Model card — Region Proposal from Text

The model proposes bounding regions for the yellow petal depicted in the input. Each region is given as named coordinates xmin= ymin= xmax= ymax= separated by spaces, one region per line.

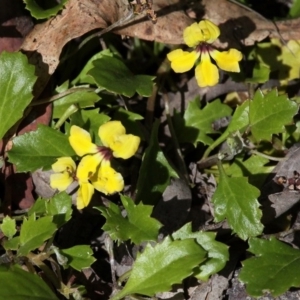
xmin=210 ymin=49 xmax=243 ymax=72
xmin=195 ymin=52 xmax=219 ymax=87
xmin=167 ymin=49 xmax=199 ymax=73
xmin=50 ymin=172 xmax=73 ymax=191
xmin=91 ymin=160 xmax=124 ymax=195
xmin=76 ymin=153 xmax=103 ymax=182
xmin=184 ymin=20 xmax=220 ymax=47
xmin=51 ymin=157 xmax=76 ymax=173
xmin=77 ymin=182 xmax=94 ymax=209
xmin=99 ymin=121 xmax=140 ymax=159
xmin=69 ymin=125 xmax=98 ymax=157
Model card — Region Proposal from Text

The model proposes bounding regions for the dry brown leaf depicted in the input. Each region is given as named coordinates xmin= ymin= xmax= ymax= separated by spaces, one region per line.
xmin=21 ymin=0 xmax=300 ymax=96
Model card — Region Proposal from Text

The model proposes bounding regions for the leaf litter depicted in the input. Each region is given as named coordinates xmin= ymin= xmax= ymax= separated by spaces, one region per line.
xmin=1 ymin=0 xmax=300 ymax=299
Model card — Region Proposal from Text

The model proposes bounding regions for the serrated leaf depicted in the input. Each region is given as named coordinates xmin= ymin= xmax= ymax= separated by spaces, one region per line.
xmin=172 ymin=223 xmax=229 ymax=281
xmin=24 ymin=0 xmax=68 ymax=19
xmin=88 ymin=56 xmax=154 ymax=97
xmin=3 ymin=236 xmax=20 ymax=251
xmin=28 ymin=198 xmax=47 ymax=216
xmin=249 ymin=89 xmax=298 ymax=141
xmin=174 ymin=98 xmax=232 ymax=146
xmin=226 ymin=155 xmax=273 ymax=188
xmin=8 ymin=125 xmax=75 ymax=172
xmin=111 ymin=237 xmax=206 ymax=300
xmin=53 ymin=90 xmax=100 ymax=118
xmin=0 ymin=265 xmax=59 ymax=299
xmin=18 ymin=215 xmax=57 ymax=256
xmin=46 ymin=192 xmax=72 ymax=228
xmin=60 ymin=245 xmax=96 ymax=271
xmin=0 ymin=52 xmax=36 ymax=140
xmin=239 ymin=237 xmax=300 ymax=297
xmin=136 ymin=120 xmax=178 ymax=205
xmin=95 ymin=195 xmax=162 ymax=244
xmin=0 ymin=216 xmax=16 ymax=239
xmin=211 ymin=163 xmax=263 ymax=240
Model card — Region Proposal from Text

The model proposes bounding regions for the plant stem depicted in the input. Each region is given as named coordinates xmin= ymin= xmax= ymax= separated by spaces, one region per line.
xmin=163 ymin=93 xmax=190 ymax=185
xmin=250 ymin=150 xmax=285 ymax=162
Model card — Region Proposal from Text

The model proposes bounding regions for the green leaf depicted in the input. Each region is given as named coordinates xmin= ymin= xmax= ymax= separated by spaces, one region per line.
xmin=223 ymin=100 xmax=250 ymax=136
xmin=0 ymin=265 xmax=59 ymax=299
xmin=249 ymin=89 xmax=298 ymax=141
xmin=203 ymin=100 xmax=250 ymax=158
xmin=111 ymin=237 xmax=206 ymax=300
xmin=136 ymin=120 xmax=178 ymax=205
xmin=72 ymin=49 xmax=113 ymax=85
xmin=88 ymin=56 xmax=154 ymax=97
xmin=60 ymin=245 xmax=96 ymax=271
xmin=226 ymin=155 xmax=274 ymax=188
xmin=239 ymin=237 xmax=300 ymax=297
xmin=3 ymin=236 xmax=20 ymax=251
xmin=8 ymin=125 xmax=75 ymax=172
xmin=246 ymin=62 xmax=270 ymax=83
xmin=174 ymin=98 xmax=232 ymax=146
xmin=0 ymin=52 xmax=36 ymax=140
xmin=24 ymin=0 xmax=68 ymax=19
xmin=95 ymin=195 xmax=162 ymax=244
xmin=290 ymin=0 xmax=300 ymax=17
xmin=28 ymin=198 xmax=47 ymax=216
xmin=211 ymin=163 xmax=263 ymax=240
xmin=172 ymin=223 xmax=229 ymax=281
xmin=0 ymin=216 xmax=16 ymax=239
xmin=46 ymin=192 xmax=72 ymax=228
xmin=53 ymin=90 xmax=100 ymax=118
xmin=18 ymin=214 xmax=57 ymax=256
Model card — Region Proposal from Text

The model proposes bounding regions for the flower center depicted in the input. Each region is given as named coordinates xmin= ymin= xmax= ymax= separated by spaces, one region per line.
xmin=195 ymin=42 xmax=214 ymax=54
xmin=98 ymin=146 xmax=113 ymax=161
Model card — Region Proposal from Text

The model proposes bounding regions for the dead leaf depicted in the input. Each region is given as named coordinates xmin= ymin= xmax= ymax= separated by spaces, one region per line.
xmin=20 ymin=0 xmax=300 ymax=97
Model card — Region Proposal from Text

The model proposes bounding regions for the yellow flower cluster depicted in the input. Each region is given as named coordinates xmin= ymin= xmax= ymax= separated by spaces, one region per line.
xmin=167 ymin=20 xmax=243 ymax=87
xmin=50 ymin=121 xmax=140 ymax=209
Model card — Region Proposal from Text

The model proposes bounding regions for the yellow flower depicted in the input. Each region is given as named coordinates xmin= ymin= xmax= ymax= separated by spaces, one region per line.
xmin=77 ymin=181 xmax=95 ymax=210
xmin=98 ymin=121 xmax=141 ymax=159
xmin=67 ymin=121 xmax=140 ymax=209
xmin=167 ymin=19 xmax=243 ymax=87
xmin=91 ymin=160 xmax=124 ymax=195
xmin=50 ymin=157 xmax=76 ymax=191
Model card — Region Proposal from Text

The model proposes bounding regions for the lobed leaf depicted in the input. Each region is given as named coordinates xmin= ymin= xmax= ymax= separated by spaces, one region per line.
xmin=111 ymin=237 xmax=206 ymax=300
xmin=239 ymin=237 xmax=300 ymax=297
xmin=172 ymin=223 xmax=229 ymax=281
xmin=95 ymin=195 xmax=162 ymax=244
xmin=249 ymin=89 xmax=298 ymax=141
xmin=60 ymin=245 xmax=96 ymax=271
xmin=46 ymin=192 xmax=72 ymax=228
xmin=18 ymin=214 xmax=57 ymax=256
xmin=0 ymin=216 xmax=16 ymax=239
